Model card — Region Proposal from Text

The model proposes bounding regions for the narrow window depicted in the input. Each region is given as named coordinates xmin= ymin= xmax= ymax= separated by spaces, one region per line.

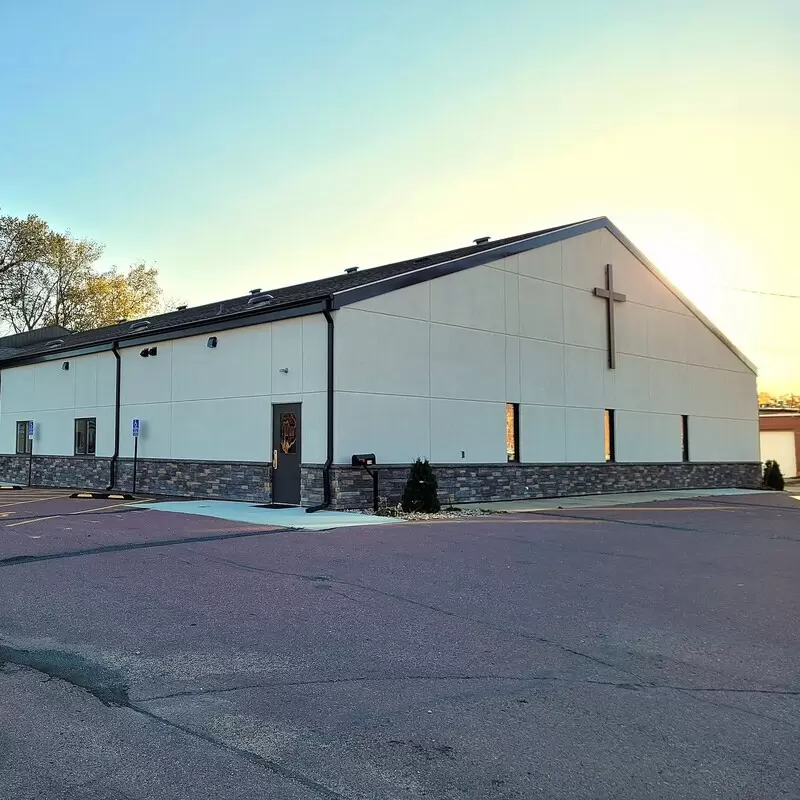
xmin=681 ymin=415 xmax=690 ymax=462
xmin=75 ymin=418 xmax=97 ymax=456
xmin=506 ymin=403 xmax=519 ymax=462
xmin=604 ymin=409 xmax=616 ymax=462
xmin=15 ymin=421 xmax=31 ymax=455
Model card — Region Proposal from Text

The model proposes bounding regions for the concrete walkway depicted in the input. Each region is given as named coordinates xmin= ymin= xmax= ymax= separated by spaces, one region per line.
xmin=455 ymin=487 xmax=766 ymax=513
xmin=141 ymin=499 xmax=403 ymax=530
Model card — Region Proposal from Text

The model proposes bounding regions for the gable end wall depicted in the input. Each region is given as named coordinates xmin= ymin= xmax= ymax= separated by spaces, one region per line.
xmin=335 ymin=228 xmax=759 ymax=468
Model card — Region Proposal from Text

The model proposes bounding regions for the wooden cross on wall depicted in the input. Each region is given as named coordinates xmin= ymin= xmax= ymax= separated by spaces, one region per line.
xmin=593 ymin=264 xmax=627 ymax=369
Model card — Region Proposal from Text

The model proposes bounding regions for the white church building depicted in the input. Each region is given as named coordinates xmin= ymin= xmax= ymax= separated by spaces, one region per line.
xmin=0 ymin=217 xmax=760 ymax=507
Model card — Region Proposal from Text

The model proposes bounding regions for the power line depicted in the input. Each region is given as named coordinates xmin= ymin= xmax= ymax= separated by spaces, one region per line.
xmin=726 ymin=286 xmax=800 ymax=299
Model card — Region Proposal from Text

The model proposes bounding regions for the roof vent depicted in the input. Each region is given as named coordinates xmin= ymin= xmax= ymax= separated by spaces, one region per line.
xmin=129 ymin=320 xmax=151 ymax=332
xmin=45 ymin=339 xmax=64 ymax=349
xmin=247 ymin=292 xmax=274 ymax=307
xmin=177 ymin=304 xmax=187 ymax=311
xmin=249 ymin=288 xmax=262 ymax=295
xmin=473 ymin=236 xmax=491 ymax=245
xmin=344 ymin=266 xmax=359 ymax=274
xmin=117 ymin=318 xmax=127 ymax=324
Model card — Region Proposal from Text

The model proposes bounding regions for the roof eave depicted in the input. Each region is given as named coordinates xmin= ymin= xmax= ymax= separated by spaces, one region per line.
xmin=603 ymin=220 xmax=758 ymax=375
xmin=0 ymin=298 xmax=329 ymax=368
xmin=330 ymin=217 xmax=608 ymax=309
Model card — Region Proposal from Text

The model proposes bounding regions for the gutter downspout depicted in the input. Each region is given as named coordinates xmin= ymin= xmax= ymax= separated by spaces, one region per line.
xmin=106 ymin=342 xmax=121 ymax=490
xmin=306 ymin=299 xmax=334 ymax=512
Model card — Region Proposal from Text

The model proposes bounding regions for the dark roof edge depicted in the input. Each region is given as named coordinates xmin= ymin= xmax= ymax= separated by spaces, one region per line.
xmin=604 ymin=220 xmax=757 ymax=375
xmin=0 ymin=300 xmax=328 ymax=368
xmin=330 ymin=217 xmax=606 ymax=309
xmin=332 ymin=216 xmax=757 ymax=376
xmin=0 ymin=217 xmax=755 ymax=375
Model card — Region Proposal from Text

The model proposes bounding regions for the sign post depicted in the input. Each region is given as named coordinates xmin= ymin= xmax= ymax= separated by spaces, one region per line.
xmin=27 ymin=421 xmax=35 ymax=487
xmin=132 ymin=419 xmax=140 ymax=494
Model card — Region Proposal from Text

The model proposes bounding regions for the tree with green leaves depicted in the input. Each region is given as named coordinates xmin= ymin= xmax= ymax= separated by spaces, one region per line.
xmin=0 ymin=213 xmax=52 ymax=276
xmin=0 ymin=209 xmax=165 ymax=332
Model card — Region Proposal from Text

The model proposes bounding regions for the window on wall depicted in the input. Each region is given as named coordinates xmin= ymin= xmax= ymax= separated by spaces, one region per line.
xmin=681 ymin=415 xmax=690 ymax=462
xmin=74 ymin=418 xmax=96 ymax=456
xmin=604 ymin=409 xmax=616 ymax=462
xmin=506 ymin=403 xmax=519 ymax=462
xmin=15 ymin=421 xmax=31 ymax=455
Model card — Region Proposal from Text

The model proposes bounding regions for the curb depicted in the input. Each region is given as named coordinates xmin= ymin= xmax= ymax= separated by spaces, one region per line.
xmin=70 ymin=492 xmax=136 ymax=500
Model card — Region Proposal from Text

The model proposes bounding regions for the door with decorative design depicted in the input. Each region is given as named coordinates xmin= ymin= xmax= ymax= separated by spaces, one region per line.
xmin=272 ymin=403 xmax=302 ymax=505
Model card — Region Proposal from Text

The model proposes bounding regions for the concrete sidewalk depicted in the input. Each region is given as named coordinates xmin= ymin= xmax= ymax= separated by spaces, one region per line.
xmin=456 ymin=487 xmax=767 ymax=513
xmin=142 ymin=499 xmax=403 ymax=530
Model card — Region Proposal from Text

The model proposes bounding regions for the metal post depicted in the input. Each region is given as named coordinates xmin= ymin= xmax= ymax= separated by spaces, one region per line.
xmin=132 ymin=436 xmax=139 ymax=495
xmin=27 ymin=440 xmax=33 ymax=488
xmin=361 ymin=464 xmax=379 ymax=512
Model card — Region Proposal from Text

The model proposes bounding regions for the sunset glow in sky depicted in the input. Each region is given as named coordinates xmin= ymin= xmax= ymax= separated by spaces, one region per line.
xmin=2 ymin=1 xmax=798 ymax=391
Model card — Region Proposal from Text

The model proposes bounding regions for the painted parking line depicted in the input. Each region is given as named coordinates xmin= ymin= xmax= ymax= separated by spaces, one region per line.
xmin=69 ymin=499 xmax=151 ymax=515
xmin=3 ymin=499 xmax=151 ymax=529
xmin=6 ymin=516 xmax=60 ymax=528
xmin=0 ymin=495 xmax=71 ymax=508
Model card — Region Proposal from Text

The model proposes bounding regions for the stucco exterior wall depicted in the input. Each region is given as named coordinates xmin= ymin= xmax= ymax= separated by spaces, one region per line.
xmin=335 ymin=228 xmax=759 ymax=466
xmin=0 ymin=316 xmax=328 ymax=464
xmin=0 ymin=352 xmax=117 ymax=457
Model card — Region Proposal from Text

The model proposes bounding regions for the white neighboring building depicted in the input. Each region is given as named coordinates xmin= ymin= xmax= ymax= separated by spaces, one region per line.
xmin=758 ymin=409 xmax=800 ymax=478
xmin=0 ymin=217 xmax=760 ymax=507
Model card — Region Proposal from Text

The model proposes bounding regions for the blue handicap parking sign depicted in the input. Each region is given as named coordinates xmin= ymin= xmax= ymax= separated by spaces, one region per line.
xmin=132 ymin=418 xmax=140 ymax=438
xmin=27 ymin=420 xmax=34 ymax=439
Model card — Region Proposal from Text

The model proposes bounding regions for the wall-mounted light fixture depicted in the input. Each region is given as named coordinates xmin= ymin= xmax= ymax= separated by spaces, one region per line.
xmin=139 ymin=346 xmax=158 ymax=358
xmin=278 ymin=367 xmax=289 ymax=374
xmin=207 ymin=336 xmax=218 ymax=348
xmin=61 ymin=361 xmax=70 ymax=371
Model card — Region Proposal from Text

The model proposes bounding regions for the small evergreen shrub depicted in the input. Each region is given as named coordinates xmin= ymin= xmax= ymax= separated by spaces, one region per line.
xmin=401 ymin=458 xmax=441 ymax=513
xmin=763 ymin=460 xmax=785 ymax=491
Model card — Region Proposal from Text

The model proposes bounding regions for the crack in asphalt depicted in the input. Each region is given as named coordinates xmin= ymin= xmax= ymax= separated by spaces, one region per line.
xmin=0 ymin=647 xmax=344 ymax=799
xmin=0 ymin=527 xmax=296 ymax=568
xmin=131 ymin=707 xmax=346 ymax=799
xmin=528 ymin=508 xmax=800 ymax=544
xmin=135 ymin=673 xmax=800 ymax=704
xmin=673 ymin=691 xmax=799 ymax=729
xmin=195 ymin=552 xmax=800 ymax=702
xmin=197 ymin=552 xmax=635 ymax=678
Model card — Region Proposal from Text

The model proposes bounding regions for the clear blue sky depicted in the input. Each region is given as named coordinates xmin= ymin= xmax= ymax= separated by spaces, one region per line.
xmin=2 ymin=1 xmax=798 ymax=391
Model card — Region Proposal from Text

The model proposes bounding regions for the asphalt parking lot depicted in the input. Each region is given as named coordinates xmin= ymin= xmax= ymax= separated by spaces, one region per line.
xmin=0 ymin=490 xmax=798 ymax=799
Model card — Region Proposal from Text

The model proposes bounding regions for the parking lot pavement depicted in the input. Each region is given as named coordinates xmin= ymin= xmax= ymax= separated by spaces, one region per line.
xmin=1 ymin=491 xmax=798 ymax=799
xmin=0 ymin=490 xmax=286 ymax=562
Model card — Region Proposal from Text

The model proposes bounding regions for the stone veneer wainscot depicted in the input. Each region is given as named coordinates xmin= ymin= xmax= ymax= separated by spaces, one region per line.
xmin=0 ymin=456 xmax=761 ymax=507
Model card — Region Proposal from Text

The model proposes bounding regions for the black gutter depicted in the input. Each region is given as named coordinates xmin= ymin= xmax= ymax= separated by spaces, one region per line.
xmin=0 ymin=299 xmax=329 ymax=370
xmin=106 ymin=342 xmax=121 ymax=490
xmin=306 ymin=298 xmax=334 ymax=512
